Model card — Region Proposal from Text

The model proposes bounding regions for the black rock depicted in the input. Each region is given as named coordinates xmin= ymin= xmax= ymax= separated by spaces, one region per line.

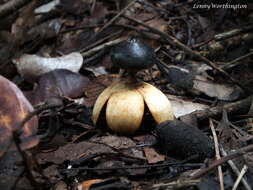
xmin=156 ymin=120 xmax=214 ymax=161
xmin=111 ymin=37 xmax=156 ymax=71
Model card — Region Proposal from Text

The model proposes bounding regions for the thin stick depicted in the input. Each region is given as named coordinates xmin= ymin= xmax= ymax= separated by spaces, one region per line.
xmin=98 ymin=0 xmax=137 ymax=33
xmin=67 ymin=162 xmax=203 ymax=171
xmin=214 ymin=25 xmax=253 ymax=41
xmin=12 ymin=132 xmax=41 ymax=189
xmin=190 ymin=144 xmax=253 ymax=179
xmin=7 ymin=103 xmax=60 ymax=150
xmin=221 ymin=52 xmax=253 ymax=70
xmin=180 ymin=95 xmax=252 ymax=123
xmin=149 ymin=179 xmax=200 ymax=190
xmin=80 ymin=30 xmax=122 ymax=53
xmin=121 ymin=15 xmax=252 ymax=93
xmin=17 ymin=104 xmax=61 ymax=133
xmin=220 ymin=147 xmax=252 ymax=190
xmin=232 ymin=165 xmax=249 ymax=190
xmin=79 ymin=0 xmax=137 ymax=54
xmin=9 ymin=103 xmax=62 ymax=188
xmin=210 ymin=119 xmax=224 ymax=190
xmin=81 ymin=38 xmax=124 ymax=57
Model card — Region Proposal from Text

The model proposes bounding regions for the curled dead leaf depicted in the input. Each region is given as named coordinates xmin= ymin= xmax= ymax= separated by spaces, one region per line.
xmin=13 ymin=52 xmax=83 ymax=82
xmin=0 ymin=76 xmax=38 ymax=158
xmin=33 ymin=69 xmax=90 ymax=105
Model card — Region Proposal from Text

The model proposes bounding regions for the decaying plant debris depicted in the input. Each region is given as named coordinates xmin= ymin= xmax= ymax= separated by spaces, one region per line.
xmin=0 ymin=0 xmax=253 ymax=190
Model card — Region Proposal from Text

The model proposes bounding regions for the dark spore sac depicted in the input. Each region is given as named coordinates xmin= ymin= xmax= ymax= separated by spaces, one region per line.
xmin=156 ymin=120 xmax=214 ymax=161
xmin=166 ymin=66 xmax=195 ymax=90
xmin=110 ymin=37 xmax=156 ymax=71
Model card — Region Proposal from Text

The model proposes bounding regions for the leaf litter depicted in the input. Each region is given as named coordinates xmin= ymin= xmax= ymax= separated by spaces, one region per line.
xmin=0 ymin=0 xmax=253 ymax=189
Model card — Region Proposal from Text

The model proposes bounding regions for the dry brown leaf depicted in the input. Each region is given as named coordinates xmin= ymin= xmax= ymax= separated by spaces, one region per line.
xmin=37 ymin=135 xmax=145 ymax=164
xmin=144 ymin=147 xmax=165 ymax=164
xmin=94 ymin=135 xmax=145 ymax=159
xmin=36 ymin=141 xmax=113 ymax=164
xmin=193 ymin=76 xmax=242 ymax=101
xmin=0 ymin=76 xmax=38 ymax=158
xmin=33 ymin=69 xmax=90 ymax=105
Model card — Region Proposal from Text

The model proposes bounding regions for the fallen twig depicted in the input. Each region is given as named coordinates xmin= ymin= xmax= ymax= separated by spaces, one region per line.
xmin=17 ymin=103 xmax=61 ymax=133
xmin=98 ymin=0 xmax=137 ymax=34
xmin=193 ymin=24 xmax=253 ymax=48
xmin=81 ymin=38 xmax=124 ymax=57
xmin=180 ymin=96 xmax=252 ymax=123
xmin=12 ymin=132 xmax=43 ymax=189
xmin=232 ymin=165 xmax=249 ymax=190
xmin=220 ymin=147 xmax=252 ymax=190
xmin=214 ymin=24 xmax=253 ymax=41
xmin=147 ymin=179 xmax=200 ymax=190
xmin=210 ymin=119 xmax=224 ymax=190
xmin=80 ymin=30 xmax=123 ymax=53
xmin=190 ymin=144 xmax=253 ymax=179
xmin=221 ymin=52 xmax=253 ymax=70
xmin=66 ymin=162 xmax=203 ymax=171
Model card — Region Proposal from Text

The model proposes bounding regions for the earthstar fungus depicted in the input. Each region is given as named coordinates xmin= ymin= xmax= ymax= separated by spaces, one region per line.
xmin=92 ymin=78 xmax=174 ymax=134
xmin=92 ymin=38 xmax=174 ymax=134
